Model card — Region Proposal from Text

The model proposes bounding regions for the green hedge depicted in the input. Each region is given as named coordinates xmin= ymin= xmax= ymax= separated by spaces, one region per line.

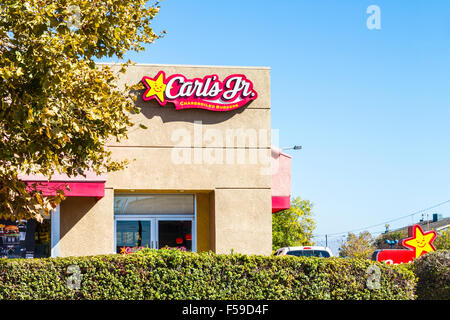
xmin=412 ymin=250 xmax=449 ymax=300
xmin=0 ymin=249 xmax=415 ymax=300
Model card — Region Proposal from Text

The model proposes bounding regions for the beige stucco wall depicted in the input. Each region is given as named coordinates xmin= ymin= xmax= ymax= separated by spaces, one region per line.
xmin=60 ymin=64 xmax=271 ymax=256
xmin=107 ymin=148 xmax=271 ymax=190
xmin=213 ymin=188 xmax=272 ymax=255
xmin=60 ymin=188 xmax=114 ymax=257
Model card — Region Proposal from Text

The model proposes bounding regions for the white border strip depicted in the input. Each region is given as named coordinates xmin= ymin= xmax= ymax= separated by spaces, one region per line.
xmin=51 ymin=204 xmax=60 ymax=257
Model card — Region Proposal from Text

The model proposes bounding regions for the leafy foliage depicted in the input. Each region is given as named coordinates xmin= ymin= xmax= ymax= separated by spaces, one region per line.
xmin=412 ymin=250 xmax=449 ymax=300
xmin=272 ymin=197 xmax=316 ymax=251
xmin=434 ymin=229 xmax=450 ymax=250
xmin=0 ymin=0 xmax=163 ymax=221
xmin=375 ymin=231 xmax=407 ymax=249
xmin=339 ymin=231 xmax=376 ymax=259
xmin=0 ymin=249 xmax=416 ymax=300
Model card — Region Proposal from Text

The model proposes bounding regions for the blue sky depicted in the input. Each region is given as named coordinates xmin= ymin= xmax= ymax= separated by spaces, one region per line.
xmin=104 ymin=0 xmax=450 ymax=241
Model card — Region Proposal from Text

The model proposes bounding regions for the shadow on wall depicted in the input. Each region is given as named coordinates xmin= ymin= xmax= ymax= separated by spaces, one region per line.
xmin=59 ymin=197 xmax=97 ymax=247
xmin=130 ymin=89 xmax=253 ymax=125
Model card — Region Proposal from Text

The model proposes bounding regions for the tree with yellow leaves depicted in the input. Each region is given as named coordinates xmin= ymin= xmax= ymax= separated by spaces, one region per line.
xmin=272 ymin=197 xmax=316 ymax=251
xmin=339 ymin=231 xmax=376 ymax=259
xmin=0 ymin=0 xmax=163 ymax=221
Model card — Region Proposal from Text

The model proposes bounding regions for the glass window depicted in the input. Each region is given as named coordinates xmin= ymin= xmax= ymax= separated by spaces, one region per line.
xmin=116 ymin=220 xmax=151 ymax=254
xmin=114 ymin=194 xmax=196 ymax=253
xmin=158 ymin=220 xmax=192 ymax=251
xmin=314 ymin=250 xmax=331 ymax=258
xmin=114 ymin=194 xmax=194 ymax=215
xmin=0 ymin=218 xmax=51 ymax=259
xmin=34 ymin=219 xmax=51 ymax=258
xmin=286 ymin=250 xmax=330 ymax=258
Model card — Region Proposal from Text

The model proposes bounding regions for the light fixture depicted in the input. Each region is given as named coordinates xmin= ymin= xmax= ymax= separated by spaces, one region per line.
xmin=282 ymin=145 xmax=302 ymax=151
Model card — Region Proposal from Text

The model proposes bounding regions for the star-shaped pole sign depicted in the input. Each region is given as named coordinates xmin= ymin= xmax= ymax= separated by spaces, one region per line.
xmin=401 ymin=224 xmax=437 ymax=258
xmin=374 ymin=224 xmax=437 ymax=264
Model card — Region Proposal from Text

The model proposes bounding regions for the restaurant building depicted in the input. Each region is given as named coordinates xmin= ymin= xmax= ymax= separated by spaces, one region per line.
xmin=12 ymin=64 xmax=291 ymax=259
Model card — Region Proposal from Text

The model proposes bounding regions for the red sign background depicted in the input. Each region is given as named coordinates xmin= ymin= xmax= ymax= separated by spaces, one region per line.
xmin=374 ymin=249 xmax=415 ymax=264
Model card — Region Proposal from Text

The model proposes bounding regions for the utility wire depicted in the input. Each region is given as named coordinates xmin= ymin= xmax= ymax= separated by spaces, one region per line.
xmin=314 ymin=199 xmax=450 ymax=237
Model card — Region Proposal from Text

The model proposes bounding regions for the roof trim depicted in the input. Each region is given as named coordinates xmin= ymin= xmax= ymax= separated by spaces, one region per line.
xmin=97 ymin=62 xmax=271 ymax=70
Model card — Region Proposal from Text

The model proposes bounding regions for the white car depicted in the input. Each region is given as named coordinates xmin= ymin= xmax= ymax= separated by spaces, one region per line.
xmin=274 ymin=246 xmax=333 ymax=258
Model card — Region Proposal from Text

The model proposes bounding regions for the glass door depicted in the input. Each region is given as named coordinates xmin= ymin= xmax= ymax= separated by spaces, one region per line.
xmin=114 ymin=194 xmax=196 ymax=253
xmin=115 ymin=216 xmax=196 ymax=253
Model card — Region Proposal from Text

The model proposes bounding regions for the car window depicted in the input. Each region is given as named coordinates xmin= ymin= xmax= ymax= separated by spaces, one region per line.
xmin=287 ymin=250 xmax=314 ymax=257
xmin=286 ymin=250 xmax=330 ymax=258
xmin=314 ymin=250 xmax=331 ymax=257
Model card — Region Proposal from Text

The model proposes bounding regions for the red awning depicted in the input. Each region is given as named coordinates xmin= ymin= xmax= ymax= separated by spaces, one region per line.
xmin=271 ymin=147 xmax=292 ymax=213
xmin=20 ymin=172 xmax=106 ymax=199
xmin=272 ymin=196 xmax=290 ymax=213
xmin=25 ymin=181 xmax=105 ymax=199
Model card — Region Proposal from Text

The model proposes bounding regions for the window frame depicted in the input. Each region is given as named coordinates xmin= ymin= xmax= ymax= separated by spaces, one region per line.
xmin=113 ymin=193 xmax=197 ymax=253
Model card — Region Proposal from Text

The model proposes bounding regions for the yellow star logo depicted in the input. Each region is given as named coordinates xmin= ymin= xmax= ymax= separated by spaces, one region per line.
xmin=120 ymin=247 xmax=127 ymax=254
xmin=402 ymin=225 xmax=436 ymax=258
xmin=142 ymin=72 xmax=167 ymax=104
